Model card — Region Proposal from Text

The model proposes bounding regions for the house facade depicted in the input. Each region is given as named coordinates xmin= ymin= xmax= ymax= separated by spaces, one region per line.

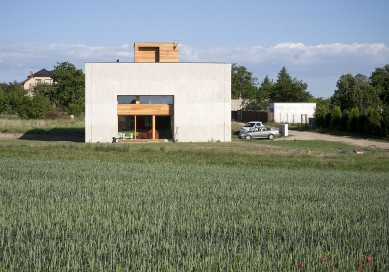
xmin=85 ymin=42 xmax=231 ymax=143
xmin=21 ymin=69 xmax=53 ymax=91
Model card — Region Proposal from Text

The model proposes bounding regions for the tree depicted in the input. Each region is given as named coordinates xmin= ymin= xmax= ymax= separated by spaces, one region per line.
xmin=33 ymin=83 xmax=57 ymax=106
xmin=18 ymin=94 xmax=52 ymax=119
xmin=364 ymin=107 xmax=381 ymax=136
xmin=315 ymin=104 xmax=327 ymax=128
xmin=330 ymin=74 xmax=381 ymax=111
xmin=330 ymin=106 xmax=342 ymax=130
xmin=231 ymin=63 xmax=258 ymax=100
xmin=347 ymin=107 xmax=360 ymax=132
xmin=3 ymin=82 xmax=28 ymax=115
xmin=51 ymin=62 xmax=85 ymax=112
xmin=270 ymin=67 xmax=311 ymax=102
xmin=255 ymin=75 xmax=274 ymax=110
xmin=370 ymin=64 xmax=389 ymax=106
xmin=0 ymin=85 xmax=6 ymax=114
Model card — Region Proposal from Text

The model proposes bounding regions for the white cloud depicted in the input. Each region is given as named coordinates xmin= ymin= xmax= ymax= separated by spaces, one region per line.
xmin=179 ymin=42 xmax=389 ymax=97
xmin=1 ymin=42 xmax=389 ymax=97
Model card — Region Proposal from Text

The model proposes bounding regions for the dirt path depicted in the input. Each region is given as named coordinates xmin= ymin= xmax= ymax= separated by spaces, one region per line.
xmin=276 ymin=130 xmax=389 ymax=149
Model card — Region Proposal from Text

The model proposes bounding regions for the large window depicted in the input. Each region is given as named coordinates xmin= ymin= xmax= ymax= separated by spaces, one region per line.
xmin=117 ymin=95 xmax=174 ymax=140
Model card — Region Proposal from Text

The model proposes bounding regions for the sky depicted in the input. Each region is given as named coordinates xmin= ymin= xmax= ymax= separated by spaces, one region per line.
xmin=1 ymin=0 xmax=389 ymax=98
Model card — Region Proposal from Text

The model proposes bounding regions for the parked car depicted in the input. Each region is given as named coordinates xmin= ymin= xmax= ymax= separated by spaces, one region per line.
xmin=238 ymin=126 xmax=280 ymax=140
xmin=239 ymin=121 xmax=263 ymax=134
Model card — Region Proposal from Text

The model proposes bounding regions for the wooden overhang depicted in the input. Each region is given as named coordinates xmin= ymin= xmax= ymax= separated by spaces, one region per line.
xmin=117 ymin=104 xmax=174 ymax=116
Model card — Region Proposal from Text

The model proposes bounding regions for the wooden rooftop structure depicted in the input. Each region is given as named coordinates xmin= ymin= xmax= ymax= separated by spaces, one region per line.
xmin=134 ymin=42 xmax=179 ymax=63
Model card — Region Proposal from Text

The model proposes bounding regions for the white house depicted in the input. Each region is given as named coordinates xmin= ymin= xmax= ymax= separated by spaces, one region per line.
xmin=85 ymin=42 xmax=231 ymax=143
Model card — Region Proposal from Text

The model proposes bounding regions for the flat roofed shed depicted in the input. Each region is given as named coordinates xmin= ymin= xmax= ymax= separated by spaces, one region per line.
xmin=134 ymin=42 xmax=179 ymax=63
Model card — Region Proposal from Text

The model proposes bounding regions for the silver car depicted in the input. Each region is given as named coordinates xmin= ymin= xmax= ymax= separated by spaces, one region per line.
xmin=239 ymin=121 xmax=263 ymax=134
xmin=239 ymin=126 xmax=280 ymax=140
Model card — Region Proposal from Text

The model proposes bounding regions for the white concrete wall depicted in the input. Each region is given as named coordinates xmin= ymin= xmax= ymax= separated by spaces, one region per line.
xmin=85 ymin=62 xmax=231 ymax=143
xmin=269 ymin=103 xmax=316 ymax=123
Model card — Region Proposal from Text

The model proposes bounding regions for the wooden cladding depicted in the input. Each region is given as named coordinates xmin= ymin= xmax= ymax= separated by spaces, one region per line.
xmin=117 ymin=104 xmax=174 ymax=116
xmin=137 ymin=47 xmax=159 ymax=62
xmin=134 ymin=42 xmax=178 ymax=63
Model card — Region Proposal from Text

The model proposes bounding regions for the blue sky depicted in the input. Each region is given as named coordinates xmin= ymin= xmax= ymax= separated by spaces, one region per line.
xmin=1 ymin=0 xmax=389 ymax=98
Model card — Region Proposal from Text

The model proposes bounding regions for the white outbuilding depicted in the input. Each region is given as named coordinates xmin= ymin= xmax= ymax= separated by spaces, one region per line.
xmin=269 ymin=102 xmax=316 ymax=124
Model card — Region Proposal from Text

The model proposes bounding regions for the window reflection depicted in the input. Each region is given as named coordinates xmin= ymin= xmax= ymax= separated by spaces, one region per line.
xmin=117 ymin=95 xmax=173 ymax=104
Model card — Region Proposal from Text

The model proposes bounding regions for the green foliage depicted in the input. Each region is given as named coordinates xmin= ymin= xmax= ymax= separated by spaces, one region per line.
xmin=324 ymin=112 xmax=331 ymax=128
xmin=310 ymin=96 xmax=330 ymax=109
xmin=51 ymin=62 xmax=85 ymax=110
xmin=314 ymin=105 xmax=327 ymax=128
xmin=0 ymin=87 xmax=6 ymax=114
xmin=43 ymin=108 xmax=68 ymax=120
xmin=270 ymin=67 xmax=312 ymax=102
xmin=347 ymin=107 xmax=360 ymax=132
xmin=330 ymin=106 xmax=341 ymax=130
xmin=370 ymin=64 xmax=389 ymax=106
xmin=340 ymin=110 xmax=348 ymax=130
xmin=255 ymin=75 xmax=274 ymax=110
xmin=67 ymin=103 xmax=83 ymax=116
xmin=364 ymin=107 xmax=381 ymax=136
xmin=18 ymin=95 xmax=52 ymax=119
xmin=381 ymin=104 xmax=389 ymax=137
xmin=231 ymin=63 xmax=258 ymax=100
xmin=32 ymin=82 xmax=57 ymax=105
xmin=357 ymin=114 xmax=367 ymax=134
xmin=330 ymin=74 xmax=381 ymax=111
xmin=0 ymin=158 xmax=388 ymax=271
xmin=2 ymin=82 xmax=28 ymax=115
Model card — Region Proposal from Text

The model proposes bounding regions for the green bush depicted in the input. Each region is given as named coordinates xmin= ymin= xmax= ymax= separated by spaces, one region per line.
xmin=314 ymin=105 xmax=327 ymax=128
xmin=330 ymin=106 xmax=341 ymax=130
xmin=67 ymin=103 xmax=83 ymax=116
xmin=18 ymin=95 xmax=52 ymax=119
xmin=364 ymin=107 xmax=381 ymax=136
xmin=43 ymin=108 xmax=68 ymax=120
xmin=340 ymin=110 xmax=348 ymax=130
xmin=357 ymin=114 xmax=366 ymax=134
xmin=347 ymin=107 xmax=360 ymax=132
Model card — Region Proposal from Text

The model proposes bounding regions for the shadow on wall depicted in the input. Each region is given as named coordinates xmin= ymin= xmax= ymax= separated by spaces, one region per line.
xmin=18 ymin=128 xmax=85 ymax=142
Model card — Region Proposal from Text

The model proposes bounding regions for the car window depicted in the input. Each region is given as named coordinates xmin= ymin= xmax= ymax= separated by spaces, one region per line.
xmin=244 ymin=123 xmax=255 ymax=127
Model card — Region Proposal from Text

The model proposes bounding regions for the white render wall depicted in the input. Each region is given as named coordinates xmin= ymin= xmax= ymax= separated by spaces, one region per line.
xmin=85 ymin=62 xmax=231 ymax=143
xmin=269 ymin=103 xmax=316 ymax=123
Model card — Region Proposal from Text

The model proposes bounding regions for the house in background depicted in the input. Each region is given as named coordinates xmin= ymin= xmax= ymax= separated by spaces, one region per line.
xmin=85 ymin=42 xmax=231 ymax=143
xmin=21 ymin=69 xmax=53 ymax=91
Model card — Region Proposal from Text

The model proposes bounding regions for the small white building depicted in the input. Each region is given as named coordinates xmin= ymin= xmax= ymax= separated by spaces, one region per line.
xmin=85 ymin=42 xmax=231 ymax=143
xmin=269 ymin=102 xmax=316 ymax=123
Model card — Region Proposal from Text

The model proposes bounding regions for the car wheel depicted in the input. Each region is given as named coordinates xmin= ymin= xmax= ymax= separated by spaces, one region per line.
xmin=245 ymin=135 xmax=252 ymax=140
xmin=268 ymin=134 xmax=275 ymax=140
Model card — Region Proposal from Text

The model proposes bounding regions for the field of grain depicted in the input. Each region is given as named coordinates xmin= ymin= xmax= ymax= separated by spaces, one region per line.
xmin=0 ymin=157 xmax=388 ymax=271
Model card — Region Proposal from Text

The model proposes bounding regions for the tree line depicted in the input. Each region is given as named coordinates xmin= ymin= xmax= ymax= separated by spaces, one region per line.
xmin=1 ymin=60 xmax=388 ymax=137
xmin=0 ymin=62 xmax=85 ymax=119
xmin=232 ymin=63 xmax=389 ymax=137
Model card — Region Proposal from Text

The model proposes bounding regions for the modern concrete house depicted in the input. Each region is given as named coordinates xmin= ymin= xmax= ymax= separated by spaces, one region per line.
xmin=269 ymin=102 xmax=316 ymax=123
xmin=85 ymin=42 xmax=231 ymax=143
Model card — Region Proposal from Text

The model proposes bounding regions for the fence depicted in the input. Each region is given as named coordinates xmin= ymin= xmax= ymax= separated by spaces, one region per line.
xmin=232 ymin=111 xmax=274 ymax=123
